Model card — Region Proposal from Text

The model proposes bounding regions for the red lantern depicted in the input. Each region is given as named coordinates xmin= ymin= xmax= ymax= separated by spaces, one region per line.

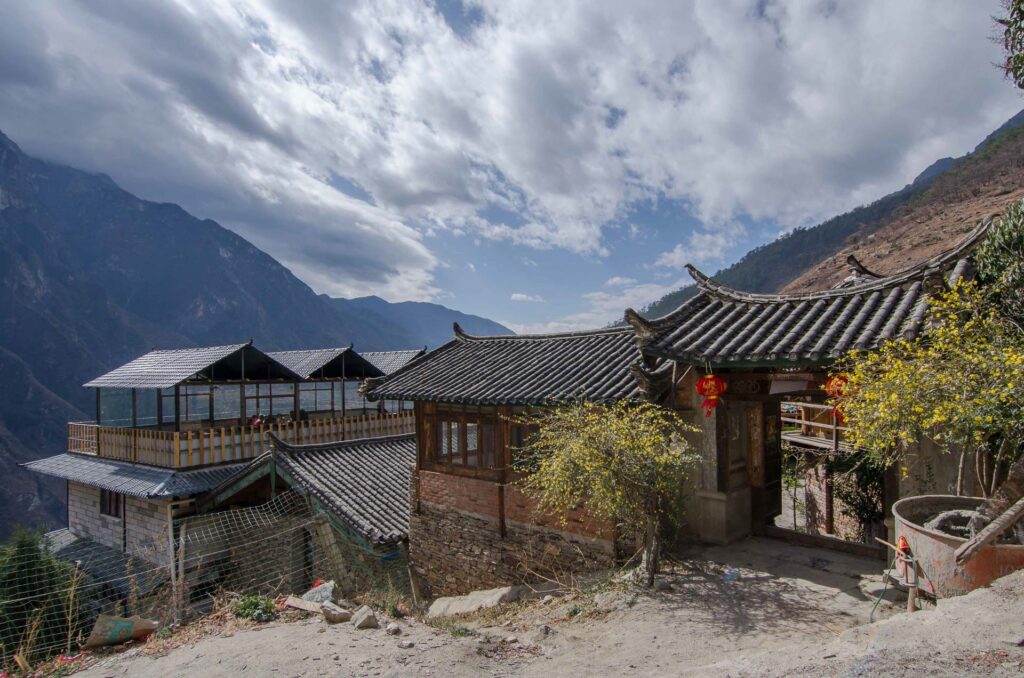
xmin=823 ymin=374 xmax=849 ymax=423
xmin=823 ymin=374 xmax=848 ymax=398
xmin=695 ymin=374 xmax=728 ymax=417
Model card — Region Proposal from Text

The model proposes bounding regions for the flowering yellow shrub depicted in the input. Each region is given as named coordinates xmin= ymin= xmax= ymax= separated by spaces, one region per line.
xmin=512 ymin=400 xmax=698 ymax=584
xmin=839 ymin=281 xmax=1024 ymax=479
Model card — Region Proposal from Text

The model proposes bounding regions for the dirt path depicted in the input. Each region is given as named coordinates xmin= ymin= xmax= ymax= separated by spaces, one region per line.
xmin=75 ymin=538 xmax=1023 ymax=677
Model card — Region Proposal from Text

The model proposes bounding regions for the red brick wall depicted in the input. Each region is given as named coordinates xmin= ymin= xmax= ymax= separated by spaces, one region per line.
xmin=418 ymin=470 xmax=501 ymax=518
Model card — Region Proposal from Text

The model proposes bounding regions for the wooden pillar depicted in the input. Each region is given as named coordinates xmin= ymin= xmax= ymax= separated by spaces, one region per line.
xmin=239 ymin=383 xmax=246 ymax=424
xmin=208 ymin=384 xmax=215 ymax=423
xmin=131 ymin=389 xmax=138 ymax=428
xmin=293 ymin=383 xmax=301 ymax=421
xmin=156 ymin=389 xmax=164 ymax=427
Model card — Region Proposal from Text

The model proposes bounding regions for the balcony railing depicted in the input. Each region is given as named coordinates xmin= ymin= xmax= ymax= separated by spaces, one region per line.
xmin=780 ymin=401 xmax=852 ymax=453
xmin=67 ymin=410 xmax=416 ymax=469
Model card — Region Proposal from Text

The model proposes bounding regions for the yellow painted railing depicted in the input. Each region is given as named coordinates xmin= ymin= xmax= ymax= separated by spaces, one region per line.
xmin=67 ymin=410 xmax=416 ymax=469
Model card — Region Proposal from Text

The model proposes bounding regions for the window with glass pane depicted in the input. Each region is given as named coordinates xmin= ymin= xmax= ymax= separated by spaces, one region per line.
xmin=465 ymin=422 xmax=479 ymax=466
xmin=480 ymin=423 xmax=495 ymax=468
xmin=450 ymin=421 xmax=464 ymax=464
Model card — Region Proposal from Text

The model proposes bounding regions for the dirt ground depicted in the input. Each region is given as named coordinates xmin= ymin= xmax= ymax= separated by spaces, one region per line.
xmin=74 ymin=538 xmax=1024 ymax=677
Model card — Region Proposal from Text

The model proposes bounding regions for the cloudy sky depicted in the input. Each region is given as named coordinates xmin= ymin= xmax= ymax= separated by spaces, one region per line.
xmin=1 ymin=1 xmax=1020 ymax=332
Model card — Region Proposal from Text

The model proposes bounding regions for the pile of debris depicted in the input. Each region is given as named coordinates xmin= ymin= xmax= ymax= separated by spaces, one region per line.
xmin=282 ymin=580 xmax=411 ymax=647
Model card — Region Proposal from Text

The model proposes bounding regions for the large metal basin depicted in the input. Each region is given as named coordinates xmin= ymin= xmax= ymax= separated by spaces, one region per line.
xmin=892 ymin=495 xmax=1024 ymax=597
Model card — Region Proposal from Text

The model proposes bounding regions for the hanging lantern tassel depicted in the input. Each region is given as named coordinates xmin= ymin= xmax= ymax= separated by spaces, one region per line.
xmin=695 ymin=373 xmax=728 ymax=417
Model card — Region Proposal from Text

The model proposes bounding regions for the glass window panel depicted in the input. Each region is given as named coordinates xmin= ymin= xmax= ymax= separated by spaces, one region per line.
xmin=465 ymin=422 xmax=479 ymax=467
xmin=450 ymin=421 xmax=464 ymax=465
xmin=481 ymin=423 xmax=495 ymax=469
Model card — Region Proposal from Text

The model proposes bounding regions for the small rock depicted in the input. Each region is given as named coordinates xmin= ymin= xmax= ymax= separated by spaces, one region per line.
xmin=302 ymin=580 xmax=336 ymax=603
xmin=594 ymin=591 xmax=625 ymax=610
xmin=322 ymin=602 xmax=353 ymax=624
xmin=352 ymin=605 xmax=379 ymax=630
xmin=541 ymin=595 xmax=554 ymax=605
xmin=654 ymin=579 xmax=673 ymax=592
xmin=385 ymin=622 xmax=401 ymax=636
xmin=537 ymin=624 xmax=552 ymax=636
xmin=503 ymin=636 xmax=518 ymax=644
xmin=398 ymin=640 xmax=415 ymax=649
xmin=476 ymin=637 xmax=489 ymax=645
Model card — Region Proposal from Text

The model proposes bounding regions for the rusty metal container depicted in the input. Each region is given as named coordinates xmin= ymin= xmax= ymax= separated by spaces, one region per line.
xmin=892 ymin=495 xmax=1024 ymax=597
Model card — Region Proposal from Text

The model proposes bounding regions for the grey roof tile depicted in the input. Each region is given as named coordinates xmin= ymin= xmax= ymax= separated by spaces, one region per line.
xmin=46 ymin=529 xmax=168 ymax=596
xmin=272 ymin=434 xmax=415 ymax=545
xmin=268 ymin=348 xmax=383 ymax=379
xmin=84 ymin=343 xmax=304 ymax=389
xmin=631 ymin=220 xmax=989 ymax=368
xmin=359 ymin=350 xmax=426 ymax=375
xmin=23 ymin=454 xmax=247 ymax=498
xmin=365 ymin=326 xmax=646 ymax=405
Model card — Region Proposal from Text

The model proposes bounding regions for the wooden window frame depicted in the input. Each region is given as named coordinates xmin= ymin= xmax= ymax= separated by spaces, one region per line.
xmin=100 ymin=489 xmax=122 ymax=518
xmin=418 ymin=403 xmax=508 ymax=481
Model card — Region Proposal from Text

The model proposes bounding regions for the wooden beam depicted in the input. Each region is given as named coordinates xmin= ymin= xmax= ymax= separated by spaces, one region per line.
xmin=955 ymin=495 xmax=1024 ymax=566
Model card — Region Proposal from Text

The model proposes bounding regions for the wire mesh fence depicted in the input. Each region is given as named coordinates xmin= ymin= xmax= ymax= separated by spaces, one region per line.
xmin=0 ymin=491 xmax=410 ymax=672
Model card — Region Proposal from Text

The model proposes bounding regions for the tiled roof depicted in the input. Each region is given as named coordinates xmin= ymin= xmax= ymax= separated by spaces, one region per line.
xmin=272 ymin=434 xmax=415 ymax=545
xmin=359 ymin=350 xmax=426 ymax=375
xmin=84 ymin=343 xmax=304 ymax=389
xmin=23 ymin=454 xmax=247 ymax=498
xmin=268 ymin=347 xmax=383 ymax=379
xmin=631 ymin=220 xmax=988 ymax=368
xmin=365 ymin=325 xmax=648 ymax=405
xmin=46 ymin=529 xmax=168 ymax=596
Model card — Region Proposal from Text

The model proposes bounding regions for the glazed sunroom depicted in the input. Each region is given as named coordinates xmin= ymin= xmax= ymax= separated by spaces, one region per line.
xmin=69 ymin=343 xmax=412 ymax=468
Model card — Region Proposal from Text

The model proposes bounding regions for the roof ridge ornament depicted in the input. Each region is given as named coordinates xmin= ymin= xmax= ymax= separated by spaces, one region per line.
xmin=624 ymin=308 xmax=656 ymax=340
xmin=453 ymin=321 xmax=468 ymax=339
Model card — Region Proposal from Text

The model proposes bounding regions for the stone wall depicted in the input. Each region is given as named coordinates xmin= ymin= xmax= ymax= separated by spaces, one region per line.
xmin=67 ymin=482 xmax=170 ymax=564
xmin=803 ymin=464 xmax=861 ymax=541
xmin=409 ymin=471 xmax=614 ymax=596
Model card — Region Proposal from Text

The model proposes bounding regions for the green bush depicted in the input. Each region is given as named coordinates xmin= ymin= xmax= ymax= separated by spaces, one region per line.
xmin=0 ymin=529 xmax=89 ymax=668
xmin=231 ymin=595 xmax=277 ymax=623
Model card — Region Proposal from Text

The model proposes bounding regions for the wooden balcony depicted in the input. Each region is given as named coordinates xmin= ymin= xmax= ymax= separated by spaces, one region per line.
xmin=780 ymin=401 xmax=852 ymax=453
xmin=67 ymin=410 xmax=415 ymax=469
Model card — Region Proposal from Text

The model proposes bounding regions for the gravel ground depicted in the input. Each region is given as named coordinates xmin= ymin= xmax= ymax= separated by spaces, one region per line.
xmin=74 ymin=538 xmax=1023 ymax=677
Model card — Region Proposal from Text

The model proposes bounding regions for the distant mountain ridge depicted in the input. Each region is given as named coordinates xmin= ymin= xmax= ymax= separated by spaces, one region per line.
xmin=642 ymin=108 xmax=1024 ymax=318
xmin=330 ymin=295 xmax=512 ymax=349
xmin=0 ymin=130 xmax=510 ymax=538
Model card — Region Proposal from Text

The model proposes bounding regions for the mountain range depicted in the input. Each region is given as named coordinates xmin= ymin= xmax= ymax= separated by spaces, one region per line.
xmin=0 ymin=131 xmax=509 ymax=539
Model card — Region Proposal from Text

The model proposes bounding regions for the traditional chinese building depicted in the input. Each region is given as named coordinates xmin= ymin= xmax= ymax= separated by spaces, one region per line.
xmin=367 ymin=221 xmax=989 ymax=592
xmin=365 ymin=325 xmax=669 ymax=594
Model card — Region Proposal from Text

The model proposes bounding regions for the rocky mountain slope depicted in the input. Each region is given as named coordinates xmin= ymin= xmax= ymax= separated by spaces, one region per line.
xmin=643 ymin=108 xmax=1024 ymax=317
xmin=0 ymin=131 xmax=508 ymax=538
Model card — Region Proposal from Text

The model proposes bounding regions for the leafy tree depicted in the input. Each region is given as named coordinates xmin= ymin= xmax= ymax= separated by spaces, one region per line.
xmin=513 ymin=400 xmax=699 ymax=587
xmin=0 ymin=529 xmax=87 ymax=668
xmin=998 ymin=0 xmax=1024 ymax=90
xmin=977 ymin=199 xmax=1024 ymax=328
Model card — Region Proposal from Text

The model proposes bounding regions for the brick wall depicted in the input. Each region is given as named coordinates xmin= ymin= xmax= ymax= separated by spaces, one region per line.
xmin=410 ymin=471 xmax=615 ymax=596
xmin=67 ymin=482 xmax=170 ymax=564
xmin=803 ymin=465 xmax=862 ymax=542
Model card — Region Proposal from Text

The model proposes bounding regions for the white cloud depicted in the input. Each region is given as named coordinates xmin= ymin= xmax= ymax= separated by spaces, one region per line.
xmin=520 ymin=257 xmax=538 ymax=267
xmin=467 ymin=262 xmax=477 ymax=272
xmin=510 ymin=292 xmax=545 ymax=302
xmin=0 ymin=0 xmax=1018 ymax=302
xmin=505 ymin=277 xmax=690 ymax=334
xmin=605 ymin=276 xmax=637 ymax=286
